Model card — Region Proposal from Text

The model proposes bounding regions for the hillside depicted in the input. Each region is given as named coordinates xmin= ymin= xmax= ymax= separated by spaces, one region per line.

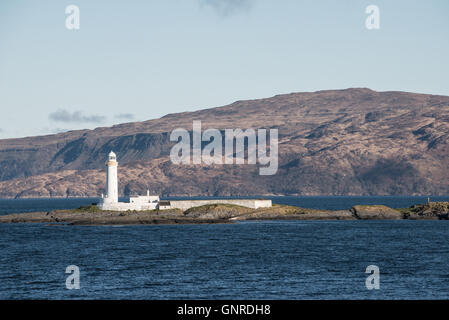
xmin=1 ymin=88 xmax=449 ymax=198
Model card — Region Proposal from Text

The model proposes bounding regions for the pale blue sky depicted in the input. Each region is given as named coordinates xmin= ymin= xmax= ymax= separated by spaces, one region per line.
xmin=0 ymin=0 xmax=448 ymax=138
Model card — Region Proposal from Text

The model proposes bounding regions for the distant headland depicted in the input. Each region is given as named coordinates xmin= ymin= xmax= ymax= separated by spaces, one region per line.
xmin=1 ymin=88 xmax=449 ymax=198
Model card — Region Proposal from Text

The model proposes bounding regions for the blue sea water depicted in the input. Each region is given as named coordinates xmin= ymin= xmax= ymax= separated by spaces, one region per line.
xmin=1 ymin=196 xmax=449 ymax=300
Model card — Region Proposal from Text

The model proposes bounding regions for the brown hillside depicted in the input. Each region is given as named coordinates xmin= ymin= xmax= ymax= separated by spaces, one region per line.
xmin=1 ymin=88 xmax=449 ymax=197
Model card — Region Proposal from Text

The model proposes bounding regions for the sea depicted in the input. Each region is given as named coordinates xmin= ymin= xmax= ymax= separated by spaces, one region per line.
xmin=1 ymin=196 xmax=449 ymax=300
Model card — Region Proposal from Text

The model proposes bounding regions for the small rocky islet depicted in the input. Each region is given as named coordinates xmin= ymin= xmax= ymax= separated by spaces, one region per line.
xmin=0 ymin=202 xmax=448 ymax=226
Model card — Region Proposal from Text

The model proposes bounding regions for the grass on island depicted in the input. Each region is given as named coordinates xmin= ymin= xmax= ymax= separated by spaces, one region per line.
xmin=70 ymin=203 xmax=308 ymax=216
xmin=74 ymin=205 xmax=102 ymax=213
xmin=184 ymin=203 xmax=253 ymax=215
xmin=184 ymin=203 xmax=311 ymax=216
xmin=69 ymin=205 xmax=182 ymax=215
xmin=64 ymin=202 xmax=357 ymax=220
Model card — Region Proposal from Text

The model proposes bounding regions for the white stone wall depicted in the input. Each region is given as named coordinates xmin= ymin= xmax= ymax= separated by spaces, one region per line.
xmin=98 ymin=201 xmax=158 ymax=211
xmin=130 ymin=196 xmax=160 ymax=204
xmin=165 ymin=199 xmax=272 ymax=211
xmin=254 ymin=200 xmax=273 ymax=209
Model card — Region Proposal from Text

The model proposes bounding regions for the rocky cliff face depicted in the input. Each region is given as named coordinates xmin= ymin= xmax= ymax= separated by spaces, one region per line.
xmin=1 ymin=88 xmax=449 ymax=198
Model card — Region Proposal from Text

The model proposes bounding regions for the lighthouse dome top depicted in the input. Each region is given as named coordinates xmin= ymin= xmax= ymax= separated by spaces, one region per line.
xmin=108 ymin=151 xmax=117 ymax=160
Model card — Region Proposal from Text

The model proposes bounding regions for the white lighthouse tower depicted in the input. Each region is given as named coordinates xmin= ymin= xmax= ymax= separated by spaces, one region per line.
xmin=104 ymin=151 xmax=118 ymax=204
xmin=97 ymin=151 xmax=160 ymax=211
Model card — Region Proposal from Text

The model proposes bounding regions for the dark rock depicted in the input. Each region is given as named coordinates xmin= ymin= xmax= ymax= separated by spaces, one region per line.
xmin=351 ymin=205 xmax=402 ymax=220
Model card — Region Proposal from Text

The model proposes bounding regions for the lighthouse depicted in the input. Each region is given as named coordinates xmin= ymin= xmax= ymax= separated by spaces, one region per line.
xmin=104 ymin=151 xmax=118 ymax=203
xmin=98 ymin=151 xmax=160 ymax=210
xmin=96 ymin=150 xmax=272 ymax=211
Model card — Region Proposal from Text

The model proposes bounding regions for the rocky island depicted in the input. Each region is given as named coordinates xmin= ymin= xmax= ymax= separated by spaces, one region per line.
xmin=0 ymin=202 xmax=448 ymax=226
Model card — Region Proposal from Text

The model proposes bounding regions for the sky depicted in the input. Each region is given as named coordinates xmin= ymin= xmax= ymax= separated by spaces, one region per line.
xmin=0 ymin=0 xmax=448 ymax=138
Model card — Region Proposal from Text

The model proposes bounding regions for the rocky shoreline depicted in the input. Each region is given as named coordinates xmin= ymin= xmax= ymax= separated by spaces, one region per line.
xmin=0 ymin=202 xmax=448 ymax=226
